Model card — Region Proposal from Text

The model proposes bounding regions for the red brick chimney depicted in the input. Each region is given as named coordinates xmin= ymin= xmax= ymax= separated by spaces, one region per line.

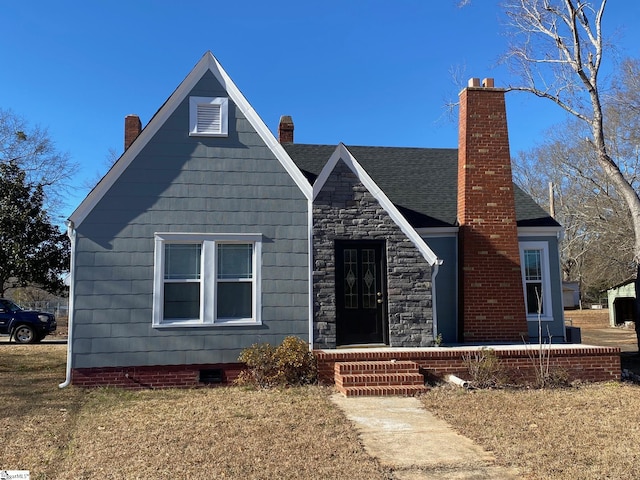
xmin=124 ymin=114 xmax=142 ymax=150
xmin=278 ymin=115 xmax=294 ymax=143
xmin=457 ymin=77 xmax=528 ymax=342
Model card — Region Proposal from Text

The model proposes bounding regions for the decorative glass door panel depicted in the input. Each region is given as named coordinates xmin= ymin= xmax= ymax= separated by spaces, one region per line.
xmin=344 ymin=249 xmax=358 ymax=309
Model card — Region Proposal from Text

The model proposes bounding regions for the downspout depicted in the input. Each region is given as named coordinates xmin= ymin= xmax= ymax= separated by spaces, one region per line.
xmin=432 ymin=259 xmax=443 ymax=339
xmin=557 ymin=228 xmax=567 ymax=342
xmin=59 ymin=220 xmax=76 ymax=388
xmin=307 ymin=197 xmax=314 ymax=351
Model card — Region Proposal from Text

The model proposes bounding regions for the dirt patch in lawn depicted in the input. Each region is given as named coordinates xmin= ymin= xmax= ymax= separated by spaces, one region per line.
xmin=567 ymin=308 xmax=640 ymax=372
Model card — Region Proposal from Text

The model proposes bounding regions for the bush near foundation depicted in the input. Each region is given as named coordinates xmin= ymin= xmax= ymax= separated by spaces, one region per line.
xmin=462 ymin=348 xmax=506 ymax=388
xmin=236 ymin=336 xmax=317 ymax=388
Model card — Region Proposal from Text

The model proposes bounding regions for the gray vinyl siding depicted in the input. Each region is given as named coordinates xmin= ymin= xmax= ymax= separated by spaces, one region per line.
xmin=72 ymin=71 xmax=309 ymax=369
xmin=422 ymin=235 xmax=458 ymax=344
xmin=519 ymin=235 xmax=565 ymax=341
xmin=422 ymin=234 xmax=564 ymax=344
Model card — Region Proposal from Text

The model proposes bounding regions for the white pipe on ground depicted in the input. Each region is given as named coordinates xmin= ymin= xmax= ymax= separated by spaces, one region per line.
xmin=445 ymin=374 xmax=469 ymax=389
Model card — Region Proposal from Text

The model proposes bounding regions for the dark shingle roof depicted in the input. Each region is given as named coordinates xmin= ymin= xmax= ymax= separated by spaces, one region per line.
xmin=283 ymin=143 xmax=559 ymax=229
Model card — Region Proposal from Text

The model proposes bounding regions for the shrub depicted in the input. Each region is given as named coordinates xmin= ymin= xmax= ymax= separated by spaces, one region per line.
xmin=274 ymin=336 xmax=317 ymax=386
xmin=236 ymin=342 xmax=278 ymax=388
xmin=236 ymin=336 xmax=317 ymax=388
xmin=462 ymin=348 xmax=505 ymax=389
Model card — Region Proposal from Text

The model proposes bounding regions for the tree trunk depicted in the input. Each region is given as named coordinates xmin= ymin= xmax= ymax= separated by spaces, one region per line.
xmin=635 ymin=265 xmax=640 ymax=354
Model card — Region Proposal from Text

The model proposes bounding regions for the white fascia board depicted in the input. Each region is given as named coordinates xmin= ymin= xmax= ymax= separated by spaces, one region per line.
xmin=208 ymin=53 xmax=312 ymax=201
xmin=518 ymin=225 xmax=563 ymax=238
xmin=314 ymin=144 xmax=440 ymax=266
xmin=416 ymin=226 xmax=459 ymax=237
xmin=69 ymin=52 xmax=311 ymax=227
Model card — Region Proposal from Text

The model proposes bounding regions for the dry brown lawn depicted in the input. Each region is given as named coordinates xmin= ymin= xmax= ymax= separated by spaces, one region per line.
xmin=420 ymin=310 xmax=640 ymax=479
xmin=4 ymin=341 xmax=640 ymax=479
xmin=1 ymin=344 xmax=391 ymax=480
xmin=421 ymin=382 xmax=640 ymax=479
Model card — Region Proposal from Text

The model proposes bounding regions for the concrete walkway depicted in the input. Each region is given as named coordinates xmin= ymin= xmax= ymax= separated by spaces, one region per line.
xmin=330 ymin=394 xmax=521 ymax=480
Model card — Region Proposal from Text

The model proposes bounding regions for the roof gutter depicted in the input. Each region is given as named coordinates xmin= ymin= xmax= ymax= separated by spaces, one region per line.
xmin=59 ymin=220 xmax=76 ymax=389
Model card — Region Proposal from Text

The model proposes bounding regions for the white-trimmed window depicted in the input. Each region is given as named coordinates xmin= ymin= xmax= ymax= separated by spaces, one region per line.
xmin=153 ymin=233 xmax=261 ymax=327
xmin=189 ymin=96 xmax=229 ymax=137
xmin=519 ymin=241 xmax=553 ymax=321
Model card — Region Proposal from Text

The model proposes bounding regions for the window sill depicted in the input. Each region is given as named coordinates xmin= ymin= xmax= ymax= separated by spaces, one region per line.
xmin=188 ymin=132 xmax=228 ymax=138
xmin=153 ymin=320 xmax=261 ymax=328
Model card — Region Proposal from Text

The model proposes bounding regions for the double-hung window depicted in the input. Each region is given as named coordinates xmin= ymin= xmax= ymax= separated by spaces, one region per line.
xmin=153 ymin=233 xmax=261 ymax=327
xmin=519 ymin=241 xmax=553 ymax=321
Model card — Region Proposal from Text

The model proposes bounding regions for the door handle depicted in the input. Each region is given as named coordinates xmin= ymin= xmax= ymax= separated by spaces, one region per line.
xmin=377 ymin=292 xmax=383 ymax=304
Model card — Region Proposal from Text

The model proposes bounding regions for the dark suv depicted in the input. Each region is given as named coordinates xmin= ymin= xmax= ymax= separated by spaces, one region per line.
xmin=0 ymin=299 xmax=57 ymax=343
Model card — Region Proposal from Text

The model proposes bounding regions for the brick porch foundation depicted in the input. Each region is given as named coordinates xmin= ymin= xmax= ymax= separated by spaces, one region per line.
xmin=315 ymin=345 xmax=621 ymax=386
xmin=70 ymin=345 xmax=620 ymax=389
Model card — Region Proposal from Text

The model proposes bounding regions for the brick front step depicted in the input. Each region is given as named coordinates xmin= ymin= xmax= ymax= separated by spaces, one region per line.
xmin=337 ymin=373 xmax=426 ymax=388
xmin=334 ymin=360 xmax=428 ymax=397
xmin=335 ymin=360 xmax=423 ymax=375
xmin=337 ymin=384 xmax=428 ymax=397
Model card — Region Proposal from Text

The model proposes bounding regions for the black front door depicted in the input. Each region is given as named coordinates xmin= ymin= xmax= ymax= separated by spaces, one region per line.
xmin=335 ymin=240 xmax=387 ymax=346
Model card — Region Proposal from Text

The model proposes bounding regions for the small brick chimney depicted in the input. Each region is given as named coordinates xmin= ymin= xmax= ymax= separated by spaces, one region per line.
xmin=278 ymin=115 xmax=294 ymax=143
xmin=124 ymin=114 xmax=142 ymax=150
xmin=457 ymin=77 xmax=528 ymax=342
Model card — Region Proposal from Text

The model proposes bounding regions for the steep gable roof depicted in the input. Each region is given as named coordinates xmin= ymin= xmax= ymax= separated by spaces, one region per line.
xmin=283 ymin=143 xmax=559 ymax=229
xmin=69 ymin=52 xmax=312 ymax=227
xmin=314 ymin=144 xmax=440 ymax=266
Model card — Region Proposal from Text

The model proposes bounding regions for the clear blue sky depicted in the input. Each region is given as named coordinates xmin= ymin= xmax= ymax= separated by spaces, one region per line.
xmin=2 ymin=1 xmax=639 ymax=222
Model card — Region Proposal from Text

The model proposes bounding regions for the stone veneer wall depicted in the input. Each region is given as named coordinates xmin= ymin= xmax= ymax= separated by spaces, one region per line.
xmin=313 ymin=161 xmax=434 ymax=348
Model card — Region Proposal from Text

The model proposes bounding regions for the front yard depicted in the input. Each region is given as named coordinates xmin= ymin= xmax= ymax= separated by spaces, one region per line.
xmin=422 ymin=382 xmax=640 ymax=479
xmin=3 ymin=327 xmax=640 ymax=479
xmin=0 ymin=344 xmax=390 ymax=480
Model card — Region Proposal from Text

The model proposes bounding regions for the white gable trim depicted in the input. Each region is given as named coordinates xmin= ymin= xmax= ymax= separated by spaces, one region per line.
xmin=313 ymin=144 xmax=440 ymax=266
xmin=69 ymin=52 xmax=312 ymax=226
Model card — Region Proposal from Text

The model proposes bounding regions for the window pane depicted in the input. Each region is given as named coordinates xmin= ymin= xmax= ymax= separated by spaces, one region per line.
xmin=344 ymin=249 xmax=358 ymax=309
xmin=524 ymin=250 xmax=542 ymax=281
xmin=362 ymin=249 xmax=377 ymax=309
xmin=217 ymin=244 xmax=252 ymax=279
xmin=164 ymin=283 xmax=200 ymax=319
xmin=165 ymin=244 xmax=201 ymax=280
xmin=217 ymin=282 xmax=252 ymax=318
xmin=526 ymin=282 xmax=544 ymax=315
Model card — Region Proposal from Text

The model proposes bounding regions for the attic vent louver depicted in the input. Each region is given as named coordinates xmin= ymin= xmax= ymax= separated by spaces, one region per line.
xmin=189 ymin=96 xmax=229 ymax=137
xmin=197 ymin=104 xmax=221 ymax=134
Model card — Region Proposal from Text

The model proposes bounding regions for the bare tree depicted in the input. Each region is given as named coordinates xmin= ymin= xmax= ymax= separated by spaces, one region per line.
xmin=0 ymin=108 xmax=78 ymax=217
xmin=514 ymin=124 xmax=634 ymax=301
xmin=502 ymin=0 xmax=640 ymax=346
xmin=82 ymin=147 xmax=120 ymax=191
